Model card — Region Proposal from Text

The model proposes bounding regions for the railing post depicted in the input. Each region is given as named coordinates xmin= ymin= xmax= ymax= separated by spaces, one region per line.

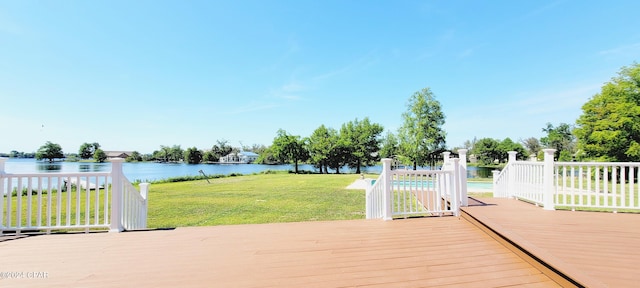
xmin=451 ymin=158 xmax=460 ymax=216
xmin=507 ymin=151 xmax=517 ymax=198
xmin=508 ymin=151 xmax=518 ymax=163
xmin=458 ymin=149 xmax=468 ymax=207
xmin=492 ymin=170 xmax=501 ymax=198
xmin=381 ymin=158 xmax=393 ymax=221
xmin=442 ymin=152 xmax=451 ymax=165
xmin=110 ymin=158 xmax=125 ymax=232
xmin=139 ymin=183 xmax=150 ymax=229
xmin=543 ymin=149 xmax=556 ymax=210
xmin=0 ymin=158 xmax=6 ymax=229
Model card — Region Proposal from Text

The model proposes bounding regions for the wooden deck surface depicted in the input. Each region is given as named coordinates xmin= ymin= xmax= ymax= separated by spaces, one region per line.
xmin=462 ymin=197 xmax=640 ymax=288
xmin=0 ymin=217 xmax=559 ymax=287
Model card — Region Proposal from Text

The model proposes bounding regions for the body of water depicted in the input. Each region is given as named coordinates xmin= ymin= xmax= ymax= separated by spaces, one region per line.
xmin=1 ymin=158 xmax=383 ymax=182
xmin=1 ymin=159 xmax=495 ymax=182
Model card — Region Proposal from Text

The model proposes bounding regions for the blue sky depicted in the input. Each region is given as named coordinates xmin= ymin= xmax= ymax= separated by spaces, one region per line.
xmin=1 ymin=0 xmax=639 ymax=154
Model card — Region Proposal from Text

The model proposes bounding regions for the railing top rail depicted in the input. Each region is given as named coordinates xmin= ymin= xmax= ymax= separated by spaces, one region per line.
xmin=1 ymin=172 xmax=111 ymax=178
xmin=555 ymin=161 xmax=640 ymax=167
xmin=511 ymin=161 xmax=544 ymax=166
xmin=390 ymin=170 xmax=453 ymax=175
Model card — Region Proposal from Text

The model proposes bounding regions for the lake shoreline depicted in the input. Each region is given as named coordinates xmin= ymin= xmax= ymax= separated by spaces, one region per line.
xmin=1 ymin=158 xmax=494 ymax=182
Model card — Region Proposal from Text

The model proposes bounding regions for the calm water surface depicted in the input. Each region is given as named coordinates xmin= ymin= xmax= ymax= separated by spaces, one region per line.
xmin=2 ymin=158 xmax=492 ymax=182
xmin=2 ymin=158 xmax=383 ymax=182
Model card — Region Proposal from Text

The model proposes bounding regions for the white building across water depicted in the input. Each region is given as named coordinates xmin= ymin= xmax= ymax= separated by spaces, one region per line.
xmin=219 ymin=151 xmax=259 ymax=164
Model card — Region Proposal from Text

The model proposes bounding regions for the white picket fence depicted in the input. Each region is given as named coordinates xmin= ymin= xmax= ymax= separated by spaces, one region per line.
xmin=494 ymin=149 xmax=640 ymax=212
xmin=366 ymin=150 xmax=468 ymax=220
xmin=0 ymin=158 xmax=149 ymax=234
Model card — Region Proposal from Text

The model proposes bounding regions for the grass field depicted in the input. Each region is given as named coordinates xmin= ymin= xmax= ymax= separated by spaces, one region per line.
xmin=4 ymin=172 xmax=494 ymax=230
xmin=146 ymin=172 xmax=368 ymax=228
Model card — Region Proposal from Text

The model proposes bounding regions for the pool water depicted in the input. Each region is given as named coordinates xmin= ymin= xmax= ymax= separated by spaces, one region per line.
xmin=370 ymin=179 xmax=492 ymax=190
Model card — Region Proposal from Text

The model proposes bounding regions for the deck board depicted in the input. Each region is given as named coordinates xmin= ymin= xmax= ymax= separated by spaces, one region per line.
xmin=0 ymin=217 xmax=559 ymax=287
xmin=462 ymin=197 xmax=640 ymax=288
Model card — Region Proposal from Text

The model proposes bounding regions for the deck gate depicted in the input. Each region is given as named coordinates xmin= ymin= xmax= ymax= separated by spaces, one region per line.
xmin=366 ymin=150 xmax=468 ymax=220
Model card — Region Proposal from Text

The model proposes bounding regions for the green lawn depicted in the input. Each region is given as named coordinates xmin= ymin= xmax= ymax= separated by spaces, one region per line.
xmin=146 ymin=173 xmax=367 ymax=228
xmin=5 ymin=172 xmax=496 ymax=230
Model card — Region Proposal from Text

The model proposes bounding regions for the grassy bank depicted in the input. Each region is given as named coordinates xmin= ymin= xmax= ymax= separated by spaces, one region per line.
xmin=147 ymin=172 xmax=367 ymax=228
xmin=5 ymin=172 xmax=493 ymax=230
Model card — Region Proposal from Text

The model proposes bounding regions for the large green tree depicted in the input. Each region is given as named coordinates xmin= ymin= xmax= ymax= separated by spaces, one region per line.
xmin=153 ymin=145 xmax=184 ymax=162
xmin=398 ymin=87 xmax=447 ymax=169
xmin=157 ymin=145 xmax=171 ymax=162
xmin=340 ymin=118 xmax=384 ymax=174
xmin=326 ymin=135 xmax=351 ymax=174
xmin=497 ymin=138 xmax=527 ymax=162
xmin=36 ymin=141 xmax=64 ymax=162
xmin=306 ymin=125 xmax=335 ymax=174
xmin=473 ymin=138 xmax=500 ymax=165
xmin=270 ymin=129 xmax=309 ymax=173
xmin=184 ymin=147 xmax=203 ymax=164
xmin=575 ymin=63 xmax=640 ymax=162
xmin=203 ymin=151 xmax=216 ymax=163
xmin=126 ymin=151 xmax=143 ymax=162
xmin=169 ymin=145 xmax=184 ymax=162
xmin=379 ymin=131 xmax=399 ymax=159
xmin=79 ymin=142 xmax=100 ymax=159
xmin=521 ymin=137 xmax=541 ymax=158
xmin=541 ymin=123 xmax=576 ymax=161
xmin=94 ymin=148 xmax=107 ymax=162
xmin=211 ymin=140 xmax=234 ymax=162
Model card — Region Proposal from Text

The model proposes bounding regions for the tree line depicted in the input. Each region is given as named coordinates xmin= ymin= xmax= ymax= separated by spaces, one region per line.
xmin=9 ymin=62 xmax=640 ymax=170
xmin=18 ymin=87 xmax=447 ymax=173
xmin=457 ymin=122 xmax=575 ymax=166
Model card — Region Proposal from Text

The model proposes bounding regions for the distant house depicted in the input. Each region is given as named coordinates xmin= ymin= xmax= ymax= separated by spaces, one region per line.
xmin=105 ymin=151 xmax=133 ymax=159
xmin=219 ymin=151 xmax=259 ymax=164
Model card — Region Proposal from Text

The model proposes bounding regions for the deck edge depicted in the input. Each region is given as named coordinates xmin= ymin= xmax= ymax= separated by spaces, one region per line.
xmin=461 ymin=206 xmax=607 ymax=288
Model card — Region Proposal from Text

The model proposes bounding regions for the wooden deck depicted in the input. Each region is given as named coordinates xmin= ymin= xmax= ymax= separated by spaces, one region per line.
xmin=1 ymin=198 xmax=638 ymax=287
xmin=462 ymin=197 xmax=640 ymax=288
xmin=1 ymin=217 xmax=558 ymax=287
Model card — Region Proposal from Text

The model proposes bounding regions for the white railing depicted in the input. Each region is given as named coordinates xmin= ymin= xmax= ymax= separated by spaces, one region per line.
xmin=492 ymin=164 xmax=509 ymax=198
xmin=390 ymin=168 xmax=458 ymax=218
xmin=366 ymin=150 xmax=468 ymax=220
xmin=0 ymin=158 xmax=149 ymax=234
xmin=122 ymin=179 xmax=149 ymax=230
xmin=554 ymin=162 xmax=640 ymax=211
xmin=507 ymin=161 xmax=545 ymax=204
xmin=494 ymin=149 xmax=640 ymax=212
xmin=365 ymin=173 xmax=387 ymax=219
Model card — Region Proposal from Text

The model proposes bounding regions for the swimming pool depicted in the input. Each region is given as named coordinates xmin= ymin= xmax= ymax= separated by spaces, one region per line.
xmin=370 ymin=179 xmax=493 ymax=190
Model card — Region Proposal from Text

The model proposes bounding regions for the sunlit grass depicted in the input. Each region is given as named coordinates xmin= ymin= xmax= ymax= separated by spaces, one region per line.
xmin=468 ymin=192 xmax=493 ymax=198
xmin=4 ymin=173 xmax=365 ymax=229
xmin=146 ymin=172 xmax=365 ymax=228
xmin=5 ymin=187 xmax=109 ymax=229
xmin=6 ymin=172 xmax=498 ymax=230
